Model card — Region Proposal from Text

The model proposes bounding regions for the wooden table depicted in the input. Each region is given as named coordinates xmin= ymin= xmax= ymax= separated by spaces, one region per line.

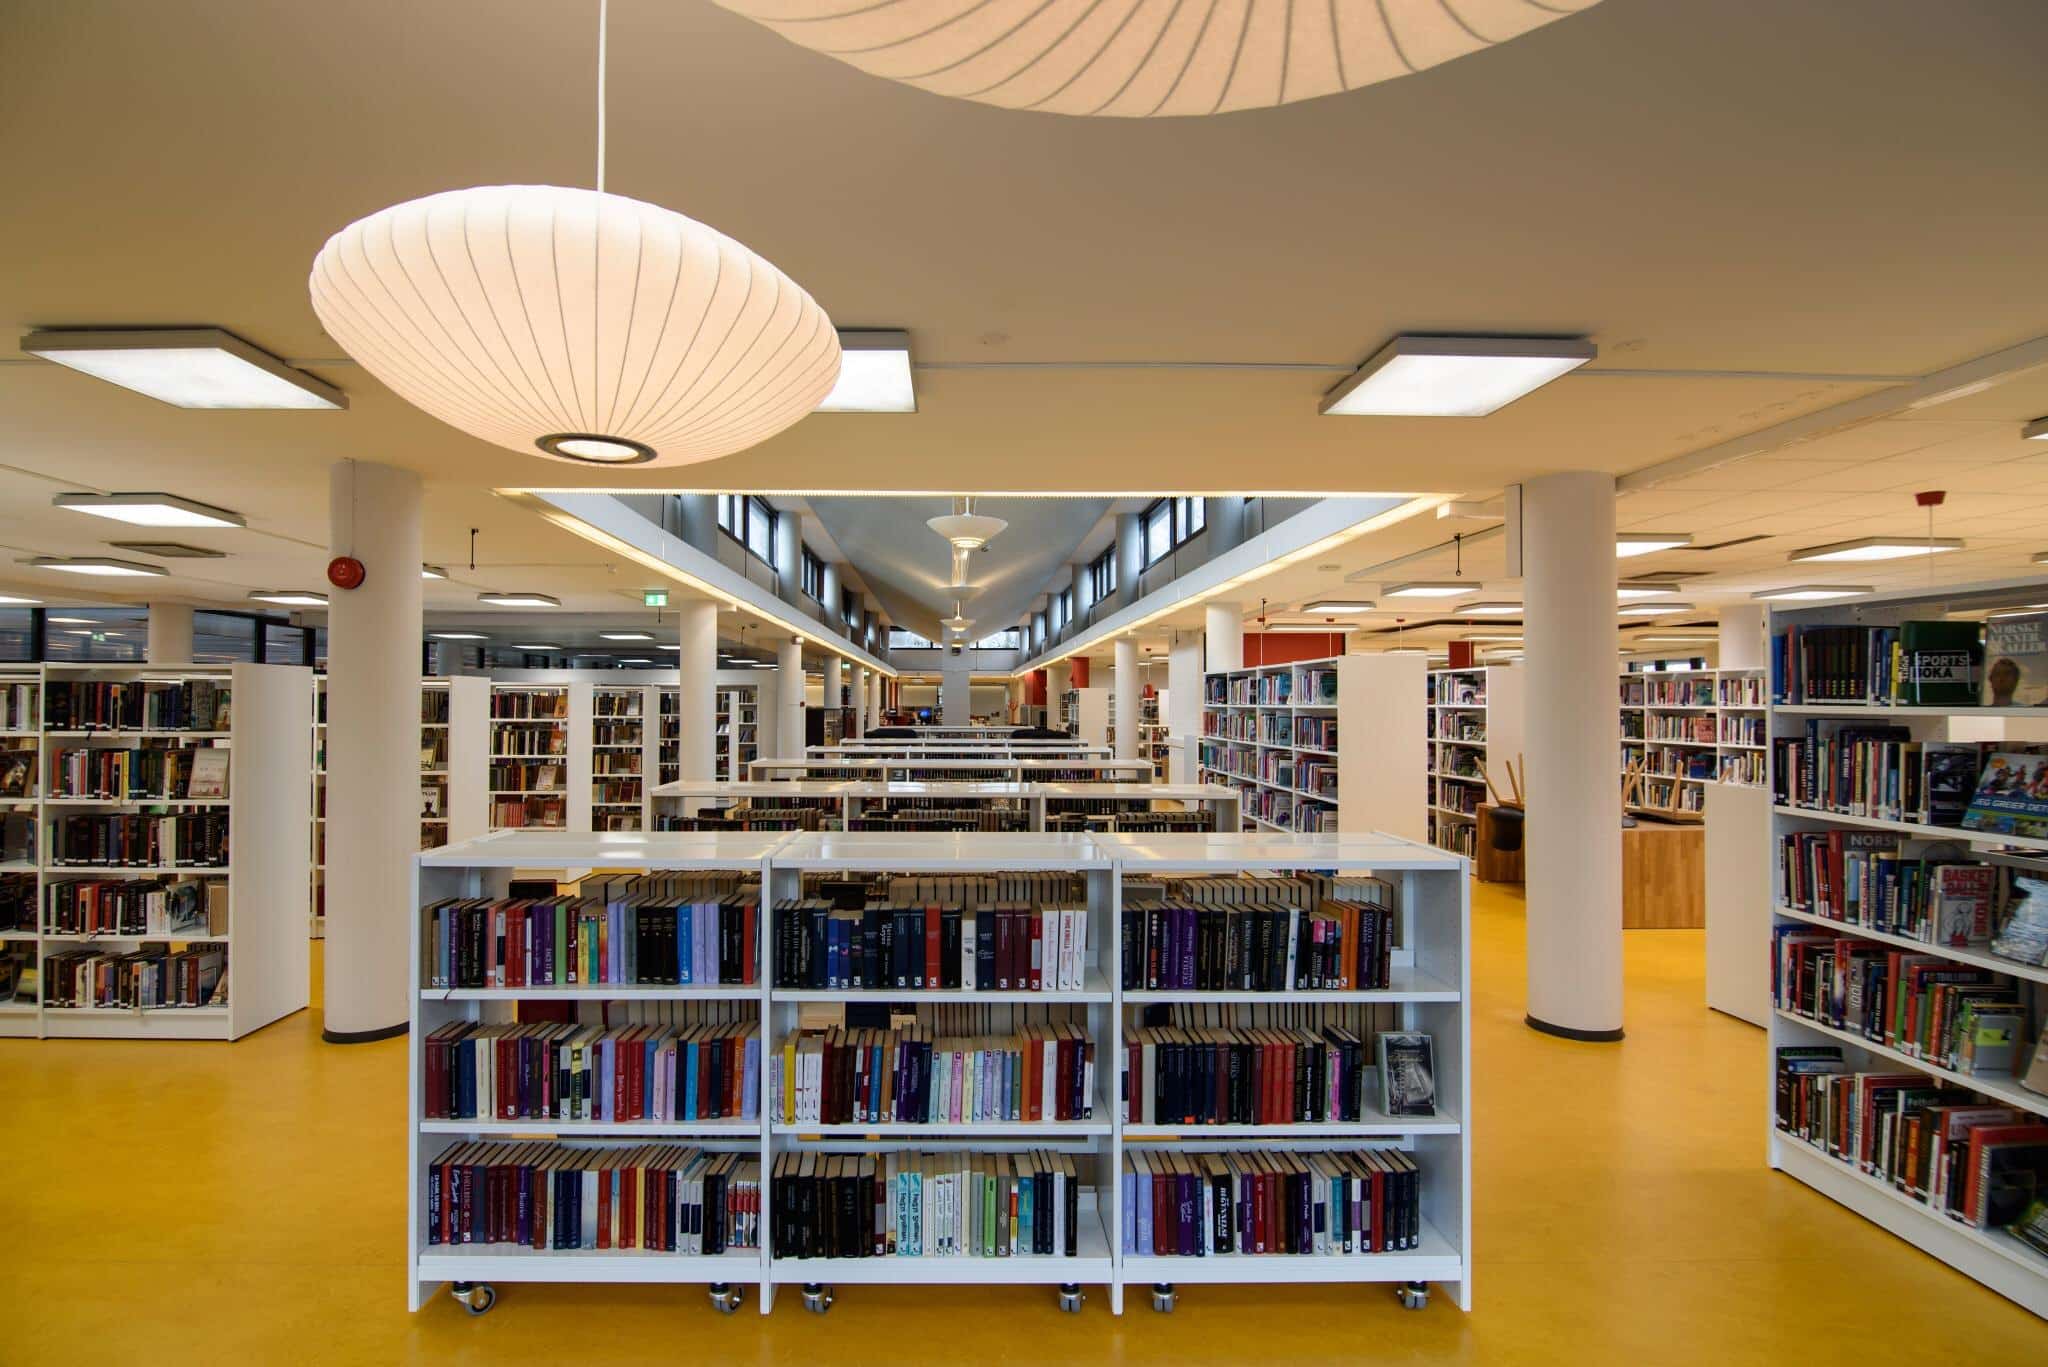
xmin=1622 ymin=819 xmax=1705 ymax=928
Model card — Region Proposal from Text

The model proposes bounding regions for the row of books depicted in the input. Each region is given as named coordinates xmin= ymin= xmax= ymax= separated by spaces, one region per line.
xmin=420 ymin=689 xmax=450 ymax=724
xmin=877 ymin=872 xmax=1083 ymax=908
xmin=1772 ymin=928 xmax=2034 ymax=1077
xmin=1776 ymin=830 xmax=1996 ymax=946
xmin=1775 ymin=1047 xmax=2048 ymax=1247
xmin=1122 ymin=1027 xmax=1438 ymax=1125
xmin=1122 ymin=1147 xmax=1421 ymax=1256
xmin=592 ymin=691 xmax=644 ymax=719
xmin=48 ymin=746 xmax=228 ymax=801
xmin=773 ymin=901 xmax=1090 ymax=993
xmin=1772 ymin=616 xmax=2048 ymax=707
xmin=1118 ymin=898 xmax=1395 ymax=993
xmin=44 ymin=876 xmax=225 ymax=937
xmin=43 ymin=680 xmax=230 ymax=732
xmin=0 ymin=872 xmax=32 ymax=932
xmin=425 ymin=1142 xmax=758 ymax=1251
xmin=1295 ymin=715 xmax=1338 ymax=750
xmin=46 ymin=813 xmax=229 ymax=867
xmin=43 ymin=944 xmax=225 ymax=1008
xmin=489 ymin=691 xmax=568 ymax=719
xmin=1770 ymin=722 xmax=2007 ymax=826
xmin=769 ymin=1150 xmax=1081 ymax=1259
xmin=771 ymin=1024 xmax=1097 ymax=1125
xmin=423 ymin=890 xmax=758 ymax=989
xmin=0 ymin=682 xmax=35 ymax=731
xmin=420 ymin=1021 xmax=760 ymax=1123
xmin=490 ymin=796 xmax=565 ymax=829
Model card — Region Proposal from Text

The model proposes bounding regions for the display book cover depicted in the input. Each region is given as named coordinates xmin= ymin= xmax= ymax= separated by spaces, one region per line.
xmin=1984 ymin=611 xmax=2048 ymax=707
xmin=1959 ymin=750 xmax=2048 ymax=840
xmin=1898 ymin=619 xmax=1982 ymax=706
xmin=1377 ymin=1031 xmax=1436 ymax=1118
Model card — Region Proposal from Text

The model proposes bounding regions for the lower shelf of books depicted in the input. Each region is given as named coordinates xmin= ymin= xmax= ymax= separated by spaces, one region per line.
xmin=1120 ymin=1222 xmax=1460 ymax=1286
xmin=769 ymin=1195 xmax=1114 ymax=1287
xmin=1771 ymin=1136 xmax=2048 ymax=1317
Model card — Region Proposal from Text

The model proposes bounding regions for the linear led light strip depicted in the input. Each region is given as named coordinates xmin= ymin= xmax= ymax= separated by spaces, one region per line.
xmin=1026 ymin=495 xmax=1447 ymax=676
xmin=517 ymin=500 xmax=897 ymax=677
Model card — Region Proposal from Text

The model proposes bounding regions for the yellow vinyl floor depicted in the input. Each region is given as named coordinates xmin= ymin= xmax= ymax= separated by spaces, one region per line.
xmin=4 ymin=881 xmax=2042 ymax=1365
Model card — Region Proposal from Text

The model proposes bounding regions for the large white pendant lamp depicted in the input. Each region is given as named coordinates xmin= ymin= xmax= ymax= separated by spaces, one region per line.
xmin=710 ymin=0 xmax=1604 ymax=118
xmin=309 ymin=2 xmax=839 ymax=468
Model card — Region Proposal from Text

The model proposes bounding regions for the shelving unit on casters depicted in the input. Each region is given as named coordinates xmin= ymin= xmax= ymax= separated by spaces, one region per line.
xmin=409 ymin=828 xmax=785 ymax=1319
xmin=762 ymin=829 xmax=1119 ymax=1318
xmin=1099 ymin=829 xmax=1472 ymax=1316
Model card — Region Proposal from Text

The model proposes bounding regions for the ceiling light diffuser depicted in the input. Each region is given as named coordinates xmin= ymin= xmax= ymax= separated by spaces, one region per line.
xmin=1456 ymin=603 xmax=1524 ymax=616
xmin=45 ymin=615 xmax=93 ymax=623
xmin=1262 ymin=623 xmax=1348 ymax=633
xmin=511 ymin=643 xmax=562 ymax=651
xmin=1616 ymin=584 xmax=1680 ymax=600
xmin=477 ymin=592 xmax=561 ymax=608
xmin=1384 ymin=582 xmax=1473 ymax=598
xmin=1616 ymin=533 xmax=1693 ymax=557
xmin=709 ymin=0 xmax=1604 ymax=117
xmin=816 ymin=331 xmax=915 ymax=412
xmin=1321 ymin=335 xmax=1596 ymax=417
xmin=2031 ymin=552 xmax=2048 ymax=565
xmin=618 ymin=658 xmax=653 ymax=665
xmin=107 ymin=541 xmax=225 ymax=559
xmin=1788 ymin=536 xmax=1964 ymax=562
xmin=600 ymin=631 xmax=653 ymax=641
xmin=1618 ymin=601 xmax=1695 ymax=616
xmin=0 ymin=595 xmax=41 ymax=605
xmin=2023 ymin=417 xmax=2048 ymax=440
xmin=51 ymin=492 xmax=246 ymax=528
xmin=1459 ymin=634 xmax=1523 ymax=643
xmin=248 ymin=590 xmax=328 ymax=606
xmin=25 ymin=556 xmax=168 ymax=577
xmin=1302 ymin=600 xmax=1373 ymax=613
xmin=1634 ymin=636 xmax=1716 ymax=645
xmin=21 ymin=328 xmax=345 ymax=409
xmin=1751 ymin=585 xmax=1874 ymax=601
xmin=421 ymin=565 xmax=448 ymax=580
xmin=431 ymin=632 xmax=487 ymax=640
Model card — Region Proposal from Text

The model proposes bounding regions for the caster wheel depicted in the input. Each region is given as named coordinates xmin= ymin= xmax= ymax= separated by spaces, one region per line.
xmin=1396 ymin=1281 xmax=1429 ymax=1311
xmin=1057 ymin=1283 xmax=1084 ymax=1314
xmin=453 ymin=1281 xmax=497 ymax=1316
xmin=708 ymin=1283 xmax=743 ymax=1315
xmin=802 ymin=1283 xmax=835 ymax=1315
xmin=1150 ymin=1283 xmax=1176 ymax=1314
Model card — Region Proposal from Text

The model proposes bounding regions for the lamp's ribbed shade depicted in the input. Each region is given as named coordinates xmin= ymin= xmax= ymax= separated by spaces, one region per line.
xmin=309 ymin=185 xmax=840 ymax=468
xmin=711 ymin=0 xmax=1601 ymax=117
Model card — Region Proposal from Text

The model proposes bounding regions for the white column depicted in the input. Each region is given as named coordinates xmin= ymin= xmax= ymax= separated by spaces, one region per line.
xmin=940 ymin=649 xmax=972 ymax=724
xmin=1204 ymin=602 xmax=1242 ymax=672
xmin=676 ymin=600 xmax=717 ymax=804
xmin=852 ymin=665 xmax=868 ymax=738
xmin=1523 ymin=471 xmax=1624 ymax=1041
xmin=1167 ymin=629 xmax=1203 ymax=783
xmin=324 ymin=460 xmax=421 ymax=1043
xmin=1114 ymin=636 xmax=1139 ymax=760
xmin=776 ymin=637 xmax=805 ymax=756
xmin=147 ymin=603 xmax=193 ymax=663
xmin=1046 ymin=661 xmax=1071 ymax=731
xmin=1718 ymin=603 xmax=1766 ymax=671
xmin=823 ymin=655 xmax=844 ymax=740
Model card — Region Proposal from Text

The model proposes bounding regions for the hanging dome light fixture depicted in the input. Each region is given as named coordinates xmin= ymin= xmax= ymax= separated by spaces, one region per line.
xmin=928 ymin=496 xmax=1008 ymax=588
xmin=309 ymin=1 xmax=839 ymax=468
xmin=709 ymin=0 xmax=1604 ymax=118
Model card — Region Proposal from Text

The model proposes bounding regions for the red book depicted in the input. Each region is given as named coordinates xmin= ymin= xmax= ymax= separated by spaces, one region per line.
xmin=1026 ymin=1035 xmax=1041 ymax=1122
xmin=1154 ymin=1167 xmax=1172 ymax=1254
xmin=1251 ymin=1168 xmax=1268 ymax=1253
xmin=596 ymin=1163 xmax=613 ymax=1249
xmin=622 ymin=1164 xmax=638 ymax=1250
xmin=742 ymin=901 xmax=758 ymax=985
xmin=924 ymin=904 xmax=941 ymax=990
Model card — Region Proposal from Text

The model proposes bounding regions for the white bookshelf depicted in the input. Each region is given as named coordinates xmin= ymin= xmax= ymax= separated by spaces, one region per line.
xmin=487 ymin=683 xmax=576 ymax=832
xmin=26 ymin=662 xmax=310 ymax=1041
xmin=408 ymin=827 xmax=1471 ymax=1317
xmin=1066 ymin=686 xmax=1110 ymax=748
xmin=1618 ymin=667 xmax=1767 ymax=820
xmin=591 ymin=684 xmax=655 ymax=832
xmin=1423 ymin=666 xmax=1525 ymax=860
xmin=1200 ymin=653 xmax=1425 ymax=840
xmin=716 ymin=682 xmax=760 ymax=783
xmin=1763 ymin=584 xmax=2048 ymax=1319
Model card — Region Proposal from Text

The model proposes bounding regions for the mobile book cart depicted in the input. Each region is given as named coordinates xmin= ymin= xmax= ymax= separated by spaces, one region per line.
xmin=409 ymin=827 xmax=1470 ymax=1318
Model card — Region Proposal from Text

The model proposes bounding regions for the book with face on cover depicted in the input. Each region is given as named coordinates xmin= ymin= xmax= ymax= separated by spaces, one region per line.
xmin=1984 ymin=612 xmax=2048 ymax=707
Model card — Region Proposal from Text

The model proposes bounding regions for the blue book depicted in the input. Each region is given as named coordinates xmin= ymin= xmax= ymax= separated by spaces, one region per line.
xmin=683 ymin=1039 xmax=698 ymax=1121
xmin=676 ymin=902 xmax=693 ymax=985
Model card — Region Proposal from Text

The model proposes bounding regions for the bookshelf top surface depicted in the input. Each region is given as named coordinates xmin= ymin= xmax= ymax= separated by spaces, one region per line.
xmin=1098 ymin=830 xmax=1464 ymax=872
xmin=418 ymin=829 xmax=785 ymax=868
xmin=1036 ymin=782 xmax=1240 ymax=801
xmin=772 ymin=829 xmax=1113 ymax=871
xmin=837 ymin=780 xmax=1041 ymax=797
xmin=649 ymin=779 xmax=853 ymax=798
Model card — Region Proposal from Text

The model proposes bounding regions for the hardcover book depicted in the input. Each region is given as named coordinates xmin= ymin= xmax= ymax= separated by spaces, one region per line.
xmin=1899 ymin=619 xmax=1982 ymax=706
xmin=1984 ymin=612 xmax=2048 ymax=706
xmin=1378 ymin=1032 xmax=1437 ymax=1118
xmin=185 ymin=749 xmax=229 ymax=799
xmin=1960 ymin=751 xmax=2048 ymax=840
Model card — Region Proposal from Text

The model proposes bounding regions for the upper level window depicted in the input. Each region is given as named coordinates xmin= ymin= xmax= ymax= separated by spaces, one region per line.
xmin=800 ymin=546 xmax=824 ymax=601
xmin=718 ymin=494 xmax=778 ymax=567
xmin=1143 ymin=497 xmax=1206 ymax=567
xmin=974 ymin=628 xmax=1023 ymax=650
xmin=888 ymin=627 xmax=936 ymax=649
xmin=1089 ymin=546 xmax=1116 ymax=602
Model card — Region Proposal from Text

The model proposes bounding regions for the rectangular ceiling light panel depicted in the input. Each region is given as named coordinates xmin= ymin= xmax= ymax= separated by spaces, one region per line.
xmin=1320 ymin=335 xmax=1596 ymax=417
xmin=1788 ymin=536 xmax=1965 ymax=562
xmin=23 ymin=328 xmax=346 ymax=409
xmin=815 ymin=330 xmax=915 ymax=412
xmin=53 ymin=492 xmax=245 ymax=528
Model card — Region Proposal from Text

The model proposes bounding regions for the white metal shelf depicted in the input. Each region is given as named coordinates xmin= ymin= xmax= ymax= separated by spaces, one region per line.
xmin=1772 ymin=1009 xmax=2048 ymax=1120
xmin=1773 ymin=904 xmax=2048 ymax=986
xmin=1770 ymin=803 xmax=2048 ymax=852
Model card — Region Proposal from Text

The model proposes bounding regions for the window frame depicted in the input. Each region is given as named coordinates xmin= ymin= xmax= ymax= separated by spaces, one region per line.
xmin=1089 ymin=545 xmax=1117 ymax=603
xmin=717 ymin=494 xmax=778 ymax=568
xmin=1143 ymin=497 xmax=1207 ymax=568
xmin=800 ymin=545 xmax=824 ymax=602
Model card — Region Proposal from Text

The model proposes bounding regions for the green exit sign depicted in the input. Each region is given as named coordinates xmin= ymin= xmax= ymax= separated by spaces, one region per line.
xmin=642 ymin=589 xmax=669 ymax=608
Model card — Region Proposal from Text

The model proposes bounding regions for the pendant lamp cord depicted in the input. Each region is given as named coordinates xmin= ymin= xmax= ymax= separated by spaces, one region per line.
xmin=595 ymin=0 xmax=608 ymax=195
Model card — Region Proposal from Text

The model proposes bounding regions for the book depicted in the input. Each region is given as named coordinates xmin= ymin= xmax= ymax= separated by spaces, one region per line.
xmin=1959 ymin=751 xmax=2048 ymax=840
xmin=1919 ymin=744 xmax=1985 ymax=828
xmin=1984 ymin=612 xmax=2048 ymax=706
xmin=1378 ymin=1032 xmax=1437 ymax=1117
xmin=1899 ymin=619 xmax=1982 ymax=706
xmin=0 ymin=751 xmax=31 ymax=798
xmin=185 ymin=749 xmax=229 ymax=799
xmin=1931 ymin=863 xmax=1996 ymax=946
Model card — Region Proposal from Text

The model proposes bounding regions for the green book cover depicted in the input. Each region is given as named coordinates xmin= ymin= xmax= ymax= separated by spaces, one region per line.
xmin=1900 ymin=619 xmax=1982 ymax=705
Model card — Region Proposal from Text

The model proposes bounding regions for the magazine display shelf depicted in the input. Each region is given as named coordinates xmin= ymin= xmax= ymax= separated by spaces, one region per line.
xmin=409 ymin=828 xmax=1470 ymax=1318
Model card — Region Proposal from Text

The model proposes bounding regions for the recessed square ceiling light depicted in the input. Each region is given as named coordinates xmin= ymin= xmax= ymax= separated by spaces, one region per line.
xmin=1384 ymin=646 xmax=1430 ymax=654
xmin=1301 ymin=600 xmax=1373 ymax=613
xmin=22 ymin=328 xmax=346 ymax=409
xmin=249 ymin=589 xmax=328 ymax=606
xmin=1457 ymin=602 xmax=1523 ymax=616
xmin=107 ymin=540 xmax=226 ymax=558
xmin=1384 ymin=581 xmax=1473 ymax=598
xmin=1460 ymin=634 xmax=1523 ymax=643
xmin=815 ymin=330 xmax=915 ymax=413
xmin=26 ymin=556 xmax=167 ymax=577
xmin=1636 ymin=635 xmax=1717 ymax=644
xmin=1788 ymin=536 xmax=1964 ymax=562
xmin=52 ymin=492 xmax=246 ymax=528
xmin=511 ymin=642 xmax=562 ymax=651
xmin=1320 ymin=335 xmax=1596 ymax=417
xmin=1616 ymin=584 xmax=1680 ymax=600
xmin=0 ymin=595 xmax=41 ymax=606
xmin=2023 ymin=417 xmax=2048 ymax=440
xmin=1751 ymin=585 xmax=1874 ymax=601
xmin=431 ymin=631 xmax=487 ymax=640
xmin=45 ymin=615 xmax=93 ymax=623
xmin=600 ymin=631 xmax=654 ymax=641
xmin=1616 ymin=533 xmax=1693 ymax=558
xmin=478 ymin=592 xmax=562 ymax=608
xmin=422 ymin=565 xmax=448 ymax=580
xmin=1262 ymin=622 xmax=1348 ymax=633
xmin=618 ymin=658 xmax=653 ymax=665
xmin=1618 ymin=601 xmax=1695 ymax=616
